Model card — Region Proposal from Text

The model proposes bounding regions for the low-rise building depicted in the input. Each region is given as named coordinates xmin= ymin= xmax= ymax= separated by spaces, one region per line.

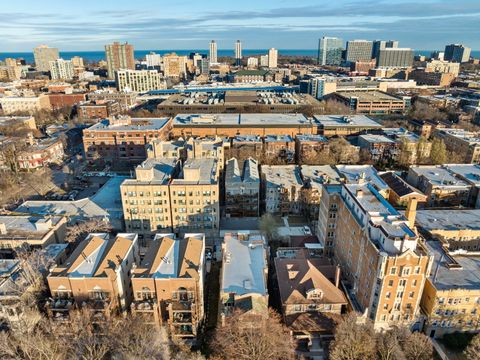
xmin=225 ymin=157 xmax=260 ymax=217
xmin=0 ymin=116 xmax=36 ymax=133
xmin=421 ymin=241 xmax=480 ymax=338
xmin=407 ymin=166 xmax=471 ymax=207
xmin=16 ymin=136 xmax=64 ymax=170
xmin=146 ymin=138 xmax=188 ymax=160
xmin=335 ymin=164 xmax=390 ymax=198
xmin=228 ymin=135 xmax=263 ymax=161
xmin=82 ymin=116 xmax=172 ymax=163
xmin=331 ymin=90 xmax=408 ymax=115
xmin=48 ymin=92 xmax=87 ymax=110
xmin=0 ymin=215 xmax=67 ymax=255
xmin=0 ymin=94 xmax=50 ymax=114
xmin=46 ymin=233 xmax=139 ymax=322
xmin=275 ymin=248 xmax=346 ymax=348
xmin=358 ymin=134 xmax=400 ymax=162
xmin=88 ymin=91 xmax=137 ymax=110
xmin=380 ymin=172 xmax=427 ymax=207
xmin=262 ymin=165 xmax=304 ymax=215
xmin=433 ymin=128 xmax=480 ymax=164
xmin=264 ymin=134 xmax=295 ymax=163
xmin=295 ymin=135 xmax=329 ymax=164
xmin=383 ymin=128 xmax=432 ymax=164
xmin=220 ymin=232 xmax=268 ymax=320
xmin=78 ymin=100 xmax=120 ymax=122
xmin=130 ymin=233 xmax=205 ymax=340
xmin=313 ymin=115 xmax=383 ymax=136
xmin=121 ymin=158 xmax=220 ymax=242
xmin=230 ymin=70 xmax=272 ymax=83
xmin=186 ymin=137 xmax=225 ymax=170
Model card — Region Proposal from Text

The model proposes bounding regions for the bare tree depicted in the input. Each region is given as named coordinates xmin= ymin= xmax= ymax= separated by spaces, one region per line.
xmin=329 ymin=313 xmax=377 ymax=360
xmin=464 ymin=333 xmax=480 ymax=360
xmin=429 ymin=138 xmax=447 ymax=165
xmin=211 ymin=308 xmax=294 ymax=360
xmin=259 ymin=213 xmax=278 ymax=243
xmin=65 ymin=219 xmax=112 ymax=244
xmin=329 ymin=138 xmax=359 ymax=164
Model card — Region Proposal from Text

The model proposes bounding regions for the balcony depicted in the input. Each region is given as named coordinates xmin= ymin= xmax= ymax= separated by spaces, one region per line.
xmin=131 ymin=298 xmax=157 ymax=313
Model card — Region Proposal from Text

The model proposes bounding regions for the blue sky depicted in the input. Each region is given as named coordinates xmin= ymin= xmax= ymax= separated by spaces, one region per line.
xmin=1 ymin=0 xmax=479 ymax=51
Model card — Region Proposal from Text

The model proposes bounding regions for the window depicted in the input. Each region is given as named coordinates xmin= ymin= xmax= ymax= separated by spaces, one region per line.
xmin=390 ymin=267 xmax=396 ymax=275
xmin=388 ymin=280 xmax=394 ymax=286
xmin=409 ymin=291 xmax=415 ymax=298
xmin=386 ymin=292 xmax=391 ymax=299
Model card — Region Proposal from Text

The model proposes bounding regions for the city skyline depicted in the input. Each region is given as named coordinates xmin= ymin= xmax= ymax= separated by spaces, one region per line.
xmin=0 ymin=0 xmax=479 ymax=52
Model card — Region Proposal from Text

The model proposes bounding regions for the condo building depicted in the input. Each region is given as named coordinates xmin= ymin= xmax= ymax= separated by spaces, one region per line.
xmin=317 ymin=183 xmax=433 ymax=329
xmin=225 ymin=157 xmax=260 ymax=217
xmin=49 ymin=59 xmax=74 ymax=80
xmin=105 ymin=42 xmax=135 ymax=79
xmin=345 ymin=40 xmax=374 ymax=62
xmin=115 ymin=69 xmax=166 ymax=92
xmin=33 ymin=45 xmax=59 ymax=72
xmin=209 ymin=40 xmax=218 ymax=63
xmin=318 ymin=37 xmax=343 ymax=66
xmin=131 ymin=233 xmax=205 ymax=340
xmin=444 ymin=44 xmax=471 ymax=63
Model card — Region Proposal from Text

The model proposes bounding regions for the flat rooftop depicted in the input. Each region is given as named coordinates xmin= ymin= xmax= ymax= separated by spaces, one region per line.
xmin=445 ymin=164 xmax=480 ymax=186
xmin=262 ymin=165 xmax=303 ymax=188
xmin=437 ymin=128 xmax=480 ymax=144
xmin=301 ymin=165 xmax=341 ymax=190
xmin=86 ymin=117 xmax=170 ymax=132
xmin=335 ymin=165 xmax=389 ymax=193
xmin=410 ymin=166 xmax=470 ymax=188
xmin=0 ymin=215 xmax=63 ymax=240
xmin=172 ymin=158 xmax=218 ymax=185
xmin=426 ymin=240 xmax=480 ymax=291
xmin=359 ymin=134 xmax=396 ymax=144
xmin=173 ymin=113 xmax=311 ymax=127
xmin=313 ymin=115 xmax=382 ymax=128
xmin=415 ymin=209 xmax=480 ymax=232
xmin=296 ymin=134 xmax=328 ymax=142
xmin=222 ymin=232 xmax=267 ymax=296
xmin=125 ymin=158 xmax=178 ymax=185
xmin=336 ymin=90 xmax=403 ymax=102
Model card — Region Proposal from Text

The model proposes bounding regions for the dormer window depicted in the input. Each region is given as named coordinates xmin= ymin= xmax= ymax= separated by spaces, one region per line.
xmin=306 ymin=288 xmax=323 ymax=300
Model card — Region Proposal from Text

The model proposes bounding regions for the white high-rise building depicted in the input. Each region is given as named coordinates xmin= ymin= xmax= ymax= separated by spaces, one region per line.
xmin=49 ymin=58 xmax=74 ymax=80
xmin=146 ymin=52 xmax=162 ymax=67
xmin=209 ymin=40 xmax=218 ymax=63
xmin=115 ymin=69 xmax=166 ymax=92
xmin=247 ymin=57 xmax=259 ymax=68
xmin=260 ymin=55 xmax=269 ymax=67
xmin=268 ymin=48 xmax=278 ymax=68
xmin=235 ymin=40 xmax=242 ymax=66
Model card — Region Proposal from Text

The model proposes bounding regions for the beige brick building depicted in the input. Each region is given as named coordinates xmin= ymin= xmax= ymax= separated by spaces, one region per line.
xmin=317 ymin=183 xmax=433 ymax=329
xmin=130 ymin=233 xmax=205 ymax=340
xmin=121 ymin=158 xmax=220 ymax=243
xmin=46 ymin=233 xmax=139 ymax=322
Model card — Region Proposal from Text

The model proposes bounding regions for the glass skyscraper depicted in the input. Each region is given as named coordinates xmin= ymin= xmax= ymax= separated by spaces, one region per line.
xmin=318 ymin=37 xmax=343 ymax=65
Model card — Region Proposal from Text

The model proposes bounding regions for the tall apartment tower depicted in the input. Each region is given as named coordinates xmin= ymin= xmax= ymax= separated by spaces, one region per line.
xmin=372 ymin=40 xmax=399 ymax=59
xmin=444 ymin=44 xmax=471 ymax=63
xmin=377 ymin=48 xmax=414 ymax=68
xmin=209 ymin=40 xmax=218 ymax=63
xmin=49 ymin=58 xmax=74 ymax=80
xmin=345 ymin=40 xmax=374 ymax=63
xmin=268 ymin=48 xmax=278 ymax=68
xmin=33 ymin=45 xmax=59 ymax=72
xmin=105 ymin=42 xmax=135 ymax=79
xmin=235 ymin=40 xmax=242 ymax=66
xmin=318 ymin=37 xmax=343 ymax=65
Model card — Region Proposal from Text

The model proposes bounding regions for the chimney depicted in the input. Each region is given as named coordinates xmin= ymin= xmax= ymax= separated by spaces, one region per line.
xmin=335 ymin=265 xmax=341 ymax=288
xmin=405 ymin=197 xmax=418 ymax=229
xmin=356 ymin=188 xmax=364 ymax=198
xmin=0 ymin=223 xmax=7 ymax=235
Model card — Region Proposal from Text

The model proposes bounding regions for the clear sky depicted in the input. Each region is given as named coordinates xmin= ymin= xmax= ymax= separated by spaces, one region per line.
xmin=1 ymin=0 xmax=478 ymax=51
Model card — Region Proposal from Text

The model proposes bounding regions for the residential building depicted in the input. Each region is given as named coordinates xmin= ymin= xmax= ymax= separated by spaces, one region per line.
xmin=228 ymin=135 xmax=263 ymax=161
xmin=186 ymin=137 xmax=226 ymax=170
xmin=121 ymin=158 xmax=220 ymax=241
xmin=172 ymin=113 xmax=313 ymax=138
xmin=275 ymin=248 xmax=346 ymax=349
xmin=300 ymin=165 xmax=341 ymax=222
xmin=264 ymin=134 xmax=295 ymax=163
xmin=313 ymin=114 xmax=383 ymax=136
xmin=0 ymin=215 xmax=67 ymax=254
xmin=82 ymin=116 xmax=172 ymax=163
xmin=88 ymin=90 xmax=137 ymax=110
xmin=146 ymin=52 xmax=162 ymax=68
xmin=235 ymin=40 xmax=242 ymax=66
xmin=105 ymin=42 xmax=135 ymax=79
xmin=16 ymin=135 xmax=64 ymax=169
xmin=295 ymin=134 xmax=329 ymax=163
xmin=48 ymin=92 xmax=87 ymax=110
xmin=0 ymin=66 xmax=22 ymax=81
xmin=146 ymin=138 xmax=188 ymax=160
xmin=260 ymin=55 xmax=269 ymax=67
xmin=406 ymin=166 xmax=471 ymax=207
xmin=46 ymin=233 xmax=139 ymax=321
xmin=220 ymin=232 xmax=268 ymax=320
xmin=331 ymin=90 xmax=408 ymax=115
xmin=444 ymin=44 xmax=471 ymax=63
xmin=372 ymin=40 xmax=399 ymax=59
xmin=358 ymin=134 xmax=400 ymax=162
xmin=351 ymin=59 xmax=377 ymax=74
xmin=383 ymin=127 xmax=432 ymax=164
xmin=335 ymin=164 xmax=390 ymax=198
xmin=377 ymin=48 xmax=414 ymax=68
xmin=163 ymin=53 xmax=187 ymax=79
xmin=71 ymin=56 xmax=84 ymax=69
xmin=318 ymin=37 xmax=343 ymax=66
xmin=130 ymin=233 xmax=205 ymax=340
xmin=49 ymin=59 xmax=74 ymax=80
xmin=247 ymin=57 xmax=258 ymax=69
xmin=345 ymin=40 xmax=373 ymax=62
xmin=262 ymin=165 xmax=304 ymax=215
xmin=421 ymin=240 xmax=480 ymax=338
xmin=425 ymin=60 xmax=460 ymax=77
xmin=0 ymin=94 xmax=50 ymax=114
xmin=409 ymin=69 xmax=456 ymax=87
xmin=0 ymin=115 xmax=36 ymax=133
xmin=306 ymin=77 xmax=337 ymax=99
xmin=379 ymin=172 xmax=427 ymax=207
xmin=33 ymin=45 xmax=59 ymax=72
xmin=230 ymin=69 xmax=272 ymax=83
xmin=209 ymin=40 xmax=217 ymax=63
xmin=78 ymin=100 xmax=121 ymax=122
xmin=115 ymin=69 xmax=166 ymax=92
xmin=445 ymin=164 xmax=480 ymax=209
xmin=433 ymin=128 xmax=480 ymax=164
xmin=268 ymin=48 xmax=278 ymax=68
xmin=225 ymin=157 xmax=260 ymax=217
xmin=317 ymin=183 xmax=433 ymax=329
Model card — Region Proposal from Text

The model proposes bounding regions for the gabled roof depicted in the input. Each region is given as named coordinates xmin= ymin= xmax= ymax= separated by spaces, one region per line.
xmin=380 ymin=172 xmax=427 ymax=200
